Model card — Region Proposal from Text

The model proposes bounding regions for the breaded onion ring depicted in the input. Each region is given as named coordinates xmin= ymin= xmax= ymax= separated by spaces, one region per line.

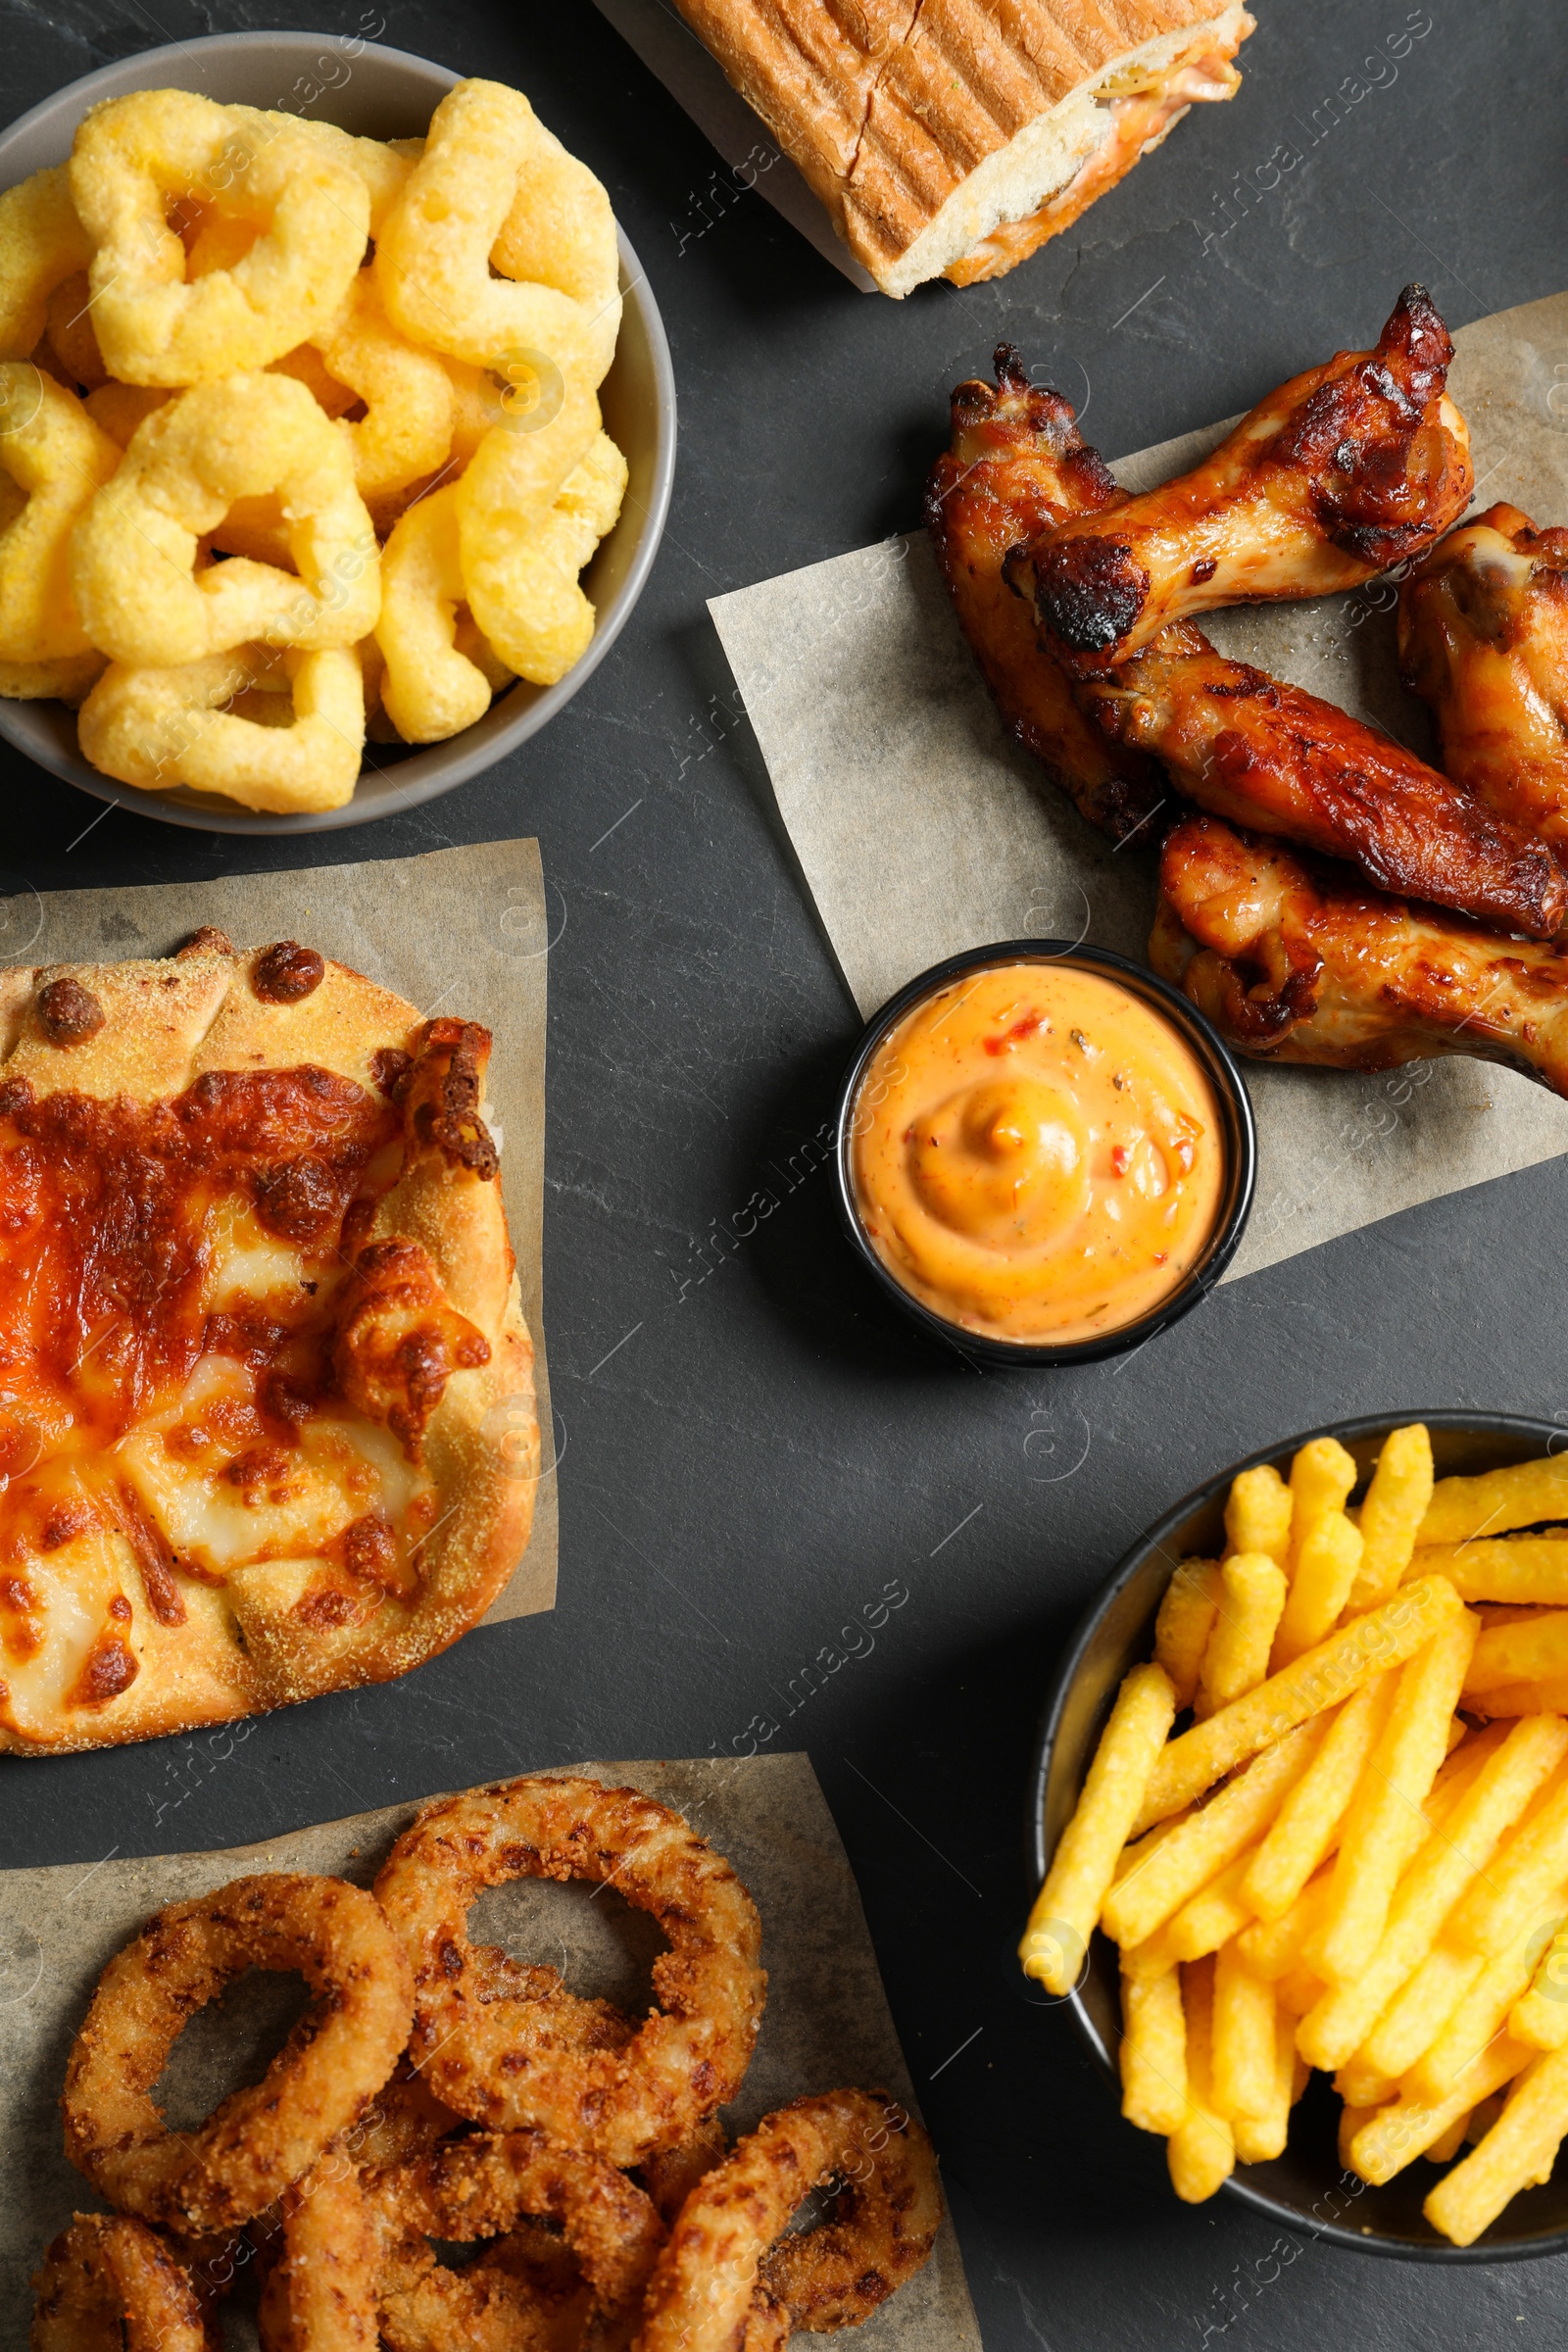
xmin=256 ymin=2155 xmax=378 ymax=2352
xmin=373 ymin=1775 xmax=765 ymax=2165
xmin=62 ymin=1872 xmax=413 ymax=2236
xmin=30 ymin=2214 xmax=215 ymax=2352
xmin=635 ymin=2090 xmax=943 ymax=2352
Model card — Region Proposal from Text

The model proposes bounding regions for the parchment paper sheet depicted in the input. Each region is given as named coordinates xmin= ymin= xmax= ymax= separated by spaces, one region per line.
xmin=0 ymin=1752 xmax=980 ymax=2349
xmin=591 ymin=0 xmax=878 ymax=289
xmin=0 ymin=841 xmax=557 ymax=1619
xmin=708 ymin=289 xmax=1568 ymax=1283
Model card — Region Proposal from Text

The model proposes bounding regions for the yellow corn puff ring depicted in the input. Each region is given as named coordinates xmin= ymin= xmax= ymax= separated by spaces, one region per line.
xmin=0 ymin=166 xmax=91 ymax=362
xmin=71 ymin=372 xmax=378 ymax=666
xmin=228 ymin=109 xmax=418 ymax=235
xmin=459 ymin=409 xmax=626 ymax=688
xmin=375 ymin=78 xmax=619 ymax=384
xmin=375 ymin=483 xmax=505 ymax=743
xmin=42 ymin=270 xmax=107 ymax=388
xmin=83 ymin=380 xmax=171 ymax=448
xmin=0 ymin=362 xmax=121 ymax=663
xmin=70 ymin=90 xmax=369 ymax=383
xmin=77 ymin=642 xmax=365 ymax=813
xmin=0 ymin=651 xmax=105 ymax=703
xmin=315 ymin=270 xmax=453 ymax=506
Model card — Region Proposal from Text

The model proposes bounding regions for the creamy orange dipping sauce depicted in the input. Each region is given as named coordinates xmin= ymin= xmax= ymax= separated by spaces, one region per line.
xmin=850 ymin=963 xmax=1226 ymax=1346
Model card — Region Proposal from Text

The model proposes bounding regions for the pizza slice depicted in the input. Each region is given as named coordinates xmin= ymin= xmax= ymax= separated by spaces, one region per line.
xmin=0 ymin=929 xmax=539 ymax=1753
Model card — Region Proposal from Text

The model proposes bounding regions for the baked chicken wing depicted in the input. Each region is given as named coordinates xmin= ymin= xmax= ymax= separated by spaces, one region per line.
xmin=1064 ymin=628 xmax=1568 ymax=941
xmin=1152 ymin=811 xmax=1568 ymax=1099
xmin=924 ymin=347 xmax=1165 ymax=843
xmin=1399 ymin=502 xmax=1568 ymax=851
xmin=1031 ymin=284 xmax=1473 ymax=673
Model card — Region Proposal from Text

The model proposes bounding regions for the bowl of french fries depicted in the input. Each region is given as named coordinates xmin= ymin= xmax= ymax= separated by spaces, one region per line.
xmin=1025 ymin=1413 xmax=1568 ymax=2256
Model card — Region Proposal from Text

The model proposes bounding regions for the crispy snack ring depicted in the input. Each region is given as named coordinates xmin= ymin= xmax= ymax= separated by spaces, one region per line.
xmin=376 ymin=483 xmax=504 ymax=743
xmin=71 ymin=372 xmax=378 ymax=665
xmin=229 ymin=108 xmax=418 ymax=236
xmin=70 ymin=90 xmax=369 ymax=383
xmin=376 ymin=78 xmax=619 ymax=383
xmin=316 ymin=270 xmax=454 ymax=509
xmin=462 ymin=426 xmax=626 ymax=686
xmin=0 ymin=650 xmax=104 ymax=703
xmin=30 ymin=2214 xmax=215 ymax=2352
xmin=0 ymin=364 xmax=121 ymax=662
xmin=0 ymin=165 xmax=91 ymax=361
xmin=368 ymin=2128 xmax=666 ymax=2350
xmin=637 ymin=2091 xmax=943 ymax=2352
xmin=77 ymin=643 xmax=366 ymax=813
xmin=374 ymin=1775 xmax=766 ymax=2165
xmin=44 ymin=270 xmax=107 ymax=388
xmin=256 ymin=2156 xmax=379 ymax=2352
xmin=61 ymin=1872 xmax=413 ymax=2234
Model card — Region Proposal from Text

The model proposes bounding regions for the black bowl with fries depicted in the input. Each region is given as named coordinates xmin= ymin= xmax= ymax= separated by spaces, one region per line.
xmin=1029 ymin=1411 xmax=1568 ymax=2260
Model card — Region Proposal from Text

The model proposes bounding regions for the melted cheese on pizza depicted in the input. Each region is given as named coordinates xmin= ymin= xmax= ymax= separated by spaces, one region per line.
xmin=0 ymin=1063 xmax=444 ymax=1742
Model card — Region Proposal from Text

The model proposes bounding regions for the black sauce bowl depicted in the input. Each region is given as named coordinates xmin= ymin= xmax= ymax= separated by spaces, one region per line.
xmin=833 ymin=940 xmax=1256 ymax=1368
xmin=1028 ymin=1411 xmax=1568 ymax=2259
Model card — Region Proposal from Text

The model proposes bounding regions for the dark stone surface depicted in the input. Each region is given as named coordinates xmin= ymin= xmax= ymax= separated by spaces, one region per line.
xmin=3 ymin=0 xmax=1566 ymax=2339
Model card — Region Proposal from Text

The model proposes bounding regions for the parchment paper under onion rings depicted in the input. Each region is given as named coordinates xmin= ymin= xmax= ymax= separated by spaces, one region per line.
xmin=62 ymin=1872 xmax=413 ymax=2236
xmin=373 ymin=1775 xmax=765 ymax=2165
xmin=635 ymin=2089 xmax=943 ymax=2352
xmin=30 ymin=2213 xmax=217 ymax=2351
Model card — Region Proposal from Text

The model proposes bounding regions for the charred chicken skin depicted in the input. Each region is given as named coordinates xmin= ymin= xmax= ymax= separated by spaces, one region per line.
xmin=1152 ymin=812 xmax=1568 ymax=1097
xmin=1066 ymin=627 xmax=1568 ymax=941
xmin=1399 ymin=502 xmax=1568 ymax=852
xmin=924 ymin=349 xmax=1165 ymax=843
xmin=1031 ymin=285 xmax=1473 ymax=674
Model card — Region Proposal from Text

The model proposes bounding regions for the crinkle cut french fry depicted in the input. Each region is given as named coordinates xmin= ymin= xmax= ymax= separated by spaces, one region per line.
xmin=1287 ymin=1437 xmax=1358 ymax=1574
xmin=1464 ymin=1611 xmax=1568 ymax=1694
xmin=1297 ymin=1715 xmax=1568 ymax=2072
xmin=1134 ymin=1576 xmax=1464 ymax=1835
xmin=1416 ymin=1537 xmax=1568 ymax=1604
xmin=1421 ymin=1454 xmax=1568 ymax=1548
xmin=1406 ymin=1934 xmax=1545 ymax=2104
xmin=1224 ymin=1462 xmax=1293 ymax=1566
xmin=1196 ymin=1552 xmax=1289 ymax=1719
xmin=1120 ymin=1960 xmax=1188 ymax=2135
xmin=1357 ymin=1942 xmax=1485 ymax=2086
xmin=1021 ymin=1662 xmax=1175 ymax=1994
xmin=1167 ymin=1958 xmax=1235 ymax=2204
xmin=1348 ymin=2035 xmax=1534 ymax=2184
xmin=1243 ymin=1681 xmax=1389 ymax=1922
xmin=1447 ymin=1764 xmax=1568 ymax=1959
xmin=1211 ymin=1943 xmax=1277 ymax=2124
xmin=1511 ymin=1920 xmax=1568 ymax=2051
xmin=1233 ymin=2007 xmax=1295 ymax=2163
xmin=1307 ymin=1607 xmax=1479 ymax=1985
xmin=1102 ymin=1720 xmax=1321 ymax=1948
xmin=1153 ymin=1559 xmax=1222 ymax=1711
xmin=1271 ymin=1510 xmax=1363 ymax=1670
xmin=1424 ymin=2045 xmax=1568 ymax=2245
xmin=1347 ymin=1423 xmax=1435 ymax=1613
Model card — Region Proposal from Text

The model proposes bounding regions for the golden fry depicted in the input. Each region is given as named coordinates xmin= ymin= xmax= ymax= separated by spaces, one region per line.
xmin=1287 ymin=1437 xmax=1358 ymax=1572
xmin=1167 ymin=1852 xmax=1260 ymax=1964
xmin=1211 ymin=1943 xmax=1277 ymax=2124
xmin=1102 ymin=1721 xmax=1321 ymax=1948
xmin=1243 ymin=1683 xmax=1389 ymax=1921
xmin=1347 ymin=2035 xmax=1532 ymax=2184
xmin=1153 ymin=1560 xmax=1222 ymax=1711
xmin=1467 ymin=1676 xmax=1568 ymax=1720
xmin=1271 ymin=1510 xmax=1364 ymax=1669
xmin=1465 ymin=1611 xmax=1568 ymax=1694
xmin=1419 ymin=1537 xmax=1568 ymax=1604
xmin=1224 ymin=1462 xmax=1292 ymax=1565
xmin=1233 ymin=2008 xmax=1296 ymax=2163
xmin=1347 ymin=1423 xmax=1435 ymax=1612
xmin=1357 ymin=1942 xmax=1485 ymax=2085
xmin=1425 ymin=2111 xmax=1471 ymax=2165
xmin=1196 ymin=1552 xmax=1289 ymax=1718
xmin=1406 ymin=1935 xmax=1544 ymax=2104
xmin=1447 ymin=1766 xmax=1568 ymax=1958
xmin=1424 ymin=2046 xmax=1568 ymax=2245
xmin=1167 ymin=1958 xmax=1235 ymax=2203
xmin=1134 ymin=1576 xmax=1463 ymax=1834
xmin=1297 ymin=1714 xmax=1568 ymax=2071
xmin=1119 ymin=1960 xmax=1188 ymax=2135
xmin=1421 ymin=1455 xmax=1568 ymax=1547
xmin=1238 ymin=1867 xmax=1333 ymax=1980
xmin=1307 ymin=1608 xmax=1479 ymax=1984
xmin=1510 ymin=1919 xmax=1568 ymax=2051
xmin=1020 ymin=1663 xmax=1175 ymax=1993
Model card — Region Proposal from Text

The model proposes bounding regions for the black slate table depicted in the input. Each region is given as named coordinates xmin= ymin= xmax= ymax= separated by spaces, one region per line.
xmin=5 ymin=1 xmax=1565 ymax=2342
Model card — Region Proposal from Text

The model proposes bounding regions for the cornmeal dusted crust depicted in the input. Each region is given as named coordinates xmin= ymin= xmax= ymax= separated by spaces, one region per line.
xmin=0 ymin=933 xmax=538 ymax=1755
xmin=671 ymin=0 xmax=1250 ymax=294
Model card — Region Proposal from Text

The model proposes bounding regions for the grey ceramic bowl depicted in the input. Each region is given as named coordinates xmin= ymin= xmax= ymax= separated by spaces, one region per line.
xmin=1029 ymin=1411 xmax=1568 ymax=2259
xmin=0 ymin=31 xmax=676 ymax=834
